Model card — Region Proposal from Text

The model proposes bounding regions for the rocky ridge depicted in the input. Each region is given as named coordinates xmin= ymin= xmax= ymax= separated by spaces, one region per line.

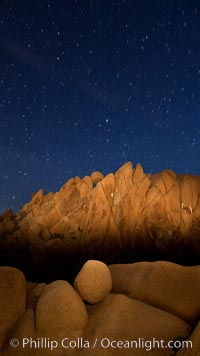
xmin=0 ymin=162 xmax=200 ymax=280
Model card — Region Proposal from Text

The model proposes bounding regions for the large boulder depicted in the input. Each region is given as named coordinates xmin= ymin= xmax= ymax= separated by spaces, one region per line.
xmin=0 ymin=267 xmax=26 ymax=348
xmin=74 ymin=260 xmax=112 ymax=304
xmin=109 ymin=261 xmax=200 ymax=324
xmin=35 ymin=280 xmax=88 ymax=334
xmin=82 ymin=293 xmax=192 ymax=355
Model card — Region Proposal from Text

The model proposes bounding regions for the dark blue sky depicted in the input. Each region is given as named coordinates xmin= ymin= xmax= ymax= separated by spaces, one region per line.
xmin=0 ymin=0 xmax=200 ymax=213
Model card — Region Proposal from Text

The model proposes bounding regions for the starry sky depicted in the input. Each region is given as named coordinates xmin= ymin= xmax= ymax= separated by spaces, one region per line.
xmin=0 ymin=0 xmax=200 ymax=214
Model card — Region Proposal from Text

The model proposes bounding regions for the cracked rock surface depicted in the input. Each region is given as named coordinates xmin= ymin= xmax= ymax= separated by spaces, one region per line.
xmin=0 ymin=162 xmax=200 ymax=280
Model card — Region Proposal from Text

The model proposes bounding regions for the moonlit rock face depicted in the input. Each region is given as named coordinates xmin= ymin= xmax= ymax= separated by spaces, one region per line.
xmin=74 ymin=260 xmax=112 ymax=304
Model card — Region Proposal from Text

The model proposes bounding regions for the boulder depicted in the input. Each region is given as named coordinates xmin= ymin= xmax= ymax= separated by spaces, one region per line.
xmin=74 ymin=175 xmax=81 ymax=184
xmin=36 ymin=280 xmax=88 ymax=334
xmin=132 ymin=163 xmax=145 ymax=184
xmin=74 ymin=260 xmax=112 ymax=304
xmin=145 ymin=187 xmax=160 ymax=208
xmin=109 ymin=261 xmax=200 ymax=324
xmin=100 ymin=173 xmax=115 ymax=203
xmin=81 ymin=184 xmax=111 ymax=249
xmin=136 ymin=176 xmax=151 ymax=197
xmin=117 ymin=161 xmax=133 ymax=189
xmin=161 ymin=171 xmax=176 ymax=193
xmin=91 ymin=171 xmax=104 ymax=184
xmin=180 ymin=175 xmax=199 ymax=210
xmin=151 ymin=173 xmax=167 ymax=195
xmin=82 ymin=293 xmax=192 ymax=355
xmin=82 ymin=176 xmax=93 ymax=190
xmin=0 ymin=267 xmax=26 ymax=348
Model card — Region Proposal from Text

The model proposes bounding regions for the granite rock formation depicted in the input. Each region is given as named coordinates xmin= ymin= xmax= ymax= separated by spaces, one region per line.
xmin=74 ymin=260 xmax=112 ymax=304
xmin=109 ymin=261 xmax=200 ymax=325
xmin=1 ymin=261 xmax=200 ymax=356
xmin=0 ymin=162 xmax=200 ymax=280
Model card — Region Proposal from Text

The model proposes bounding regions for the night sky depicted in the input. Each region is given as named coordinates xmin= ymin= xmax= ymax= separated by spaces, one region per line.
xmin=0 ymin=0 xmax=200 ymax=214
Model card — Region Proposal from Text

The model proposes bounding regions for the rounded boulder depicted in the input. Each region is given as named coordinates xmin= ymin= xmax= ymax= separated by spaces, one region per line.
xmin=35 ymin=280 xmax=88 ymax=333
xmin=91 ymin=171 xmax=104 ymax=184
xmin=74 ymin=260 xmax=112 ymax=304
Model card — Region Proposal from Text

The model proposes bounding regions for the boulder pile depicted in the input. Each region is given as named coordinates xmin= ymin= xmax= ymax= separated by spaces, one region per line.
xmin=0 ymin=260 xmax=200 ymax=355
